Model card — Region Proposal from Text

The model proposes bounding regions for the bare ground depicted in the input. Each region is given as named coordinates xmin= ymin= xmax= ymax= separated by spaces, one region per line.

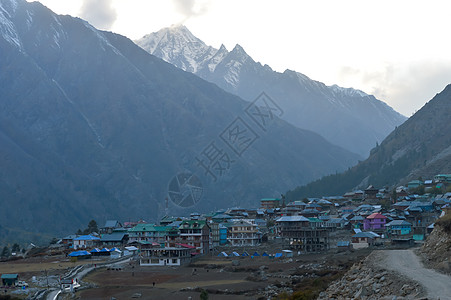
xmin=374 ymin=249 xmax=451 ymax=300
xmin=75 ymin=250 xmax=371 ymax=300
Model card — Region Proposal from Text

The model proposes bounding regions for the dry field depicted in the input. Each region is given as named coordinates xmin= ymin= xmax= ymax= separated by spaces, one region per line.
xmin=76 ymin=251 xmax=370 ymax=300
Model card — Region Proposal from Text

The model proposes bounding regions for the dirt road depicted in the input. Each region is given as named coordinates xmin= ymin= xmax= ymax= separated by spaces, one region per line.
xmin=376 ymin=249 xmax=451 ymax=300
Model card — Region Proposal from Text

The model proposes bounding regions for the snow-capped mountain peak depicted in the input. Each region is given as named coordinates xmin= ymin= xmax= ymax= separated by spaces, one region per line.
xmin=329 ymin=84 xmax=369 ymax=98
xmin=135 ymin=25 xmax=213 ymax=73
xmin=135 ymin=25 xmax=407 ymax=157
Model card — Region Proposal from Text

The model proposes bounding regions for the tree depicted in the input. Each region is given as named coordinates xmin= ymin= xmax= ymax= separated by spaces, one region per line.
xmin=200 ymin=289 xmax=209 ymax=300
xmin=86 ymin=219 xmax=98 ymax=234
xmin=11 ymin=243 xmax=20 ymax=253
xmin=266 ymin=220 xmax=275 ymax=228
xmin=391 ymin=190 xmax=398 ymax=202
xmin=1 ymin=246 xmax=10 ymax=258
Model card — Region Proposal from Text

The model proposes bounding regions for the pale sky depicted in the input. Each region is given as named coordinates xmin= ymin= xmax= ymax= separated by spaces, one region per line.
xmin=28 ymin=0 xmax=451 ymax=116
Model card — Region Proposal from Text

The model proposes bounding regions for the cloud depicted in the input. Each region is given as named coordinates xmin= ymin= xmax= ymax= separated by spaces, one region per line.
xmin=338 ymin=61 xmax=451 ymax=116
xmin=79 ymin=0 xmax=117 ymax=30
xmin=171 ymin=0 xmax=211 ymax=23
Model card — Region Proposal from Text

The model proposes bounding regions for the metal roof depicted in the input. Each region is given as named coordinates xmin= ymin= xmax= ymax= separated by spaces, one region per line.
xmin=276 ymin=216 xmax=309 ymax=222
xmin=1 ymin=274 xmax=18 ymax=279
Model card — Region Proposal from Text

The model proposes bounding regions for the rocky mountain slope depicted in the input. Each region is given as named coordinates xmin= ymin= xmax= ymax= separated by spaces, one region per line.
xmin=286 ymin=84 xmax=451 ymax=200
xmin=0 ymin=0 xmax=360 ymax=243
xmin=136 ymin=25 xmax=406 ymax=157
xmin=421 ymin=214 xmax=451 ymax=274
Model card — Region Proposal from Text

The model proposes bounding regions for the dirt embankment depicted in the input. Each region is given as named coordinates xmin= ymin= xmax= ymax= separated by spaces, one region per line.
xmin=420 ymin=218 xmax=451 ymax=274
xmin=318 ymin=251 xmax=425 ymax=300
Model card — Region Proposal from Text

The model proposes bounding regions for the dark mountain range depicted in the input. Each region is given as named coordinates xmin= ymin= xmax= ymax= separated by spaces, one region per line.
xmin=136 ymin=25 xmax=407 ymax=157
xmin=0 ymin=0 xmax=360 ymax=244
xmin=286 ymin=84 xmax=451 ymax=200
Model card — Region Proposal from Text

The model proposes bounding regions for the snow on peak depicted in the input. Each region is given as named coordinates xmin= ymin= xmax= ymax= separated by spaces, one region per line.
xmin=135 ymin=25 xmax=214 ymax=73
xmin=0 ymin=0 xmax=22 ymax=49
xmin=207 ymin=44 xmax=228 ymax=72
xmin=329 ymin=84 xmax=369 ymax=98
xmin=230 ymin=44 xmax=249 ymax=59
xmin=0 ymin=0 xmax=19 ymax=15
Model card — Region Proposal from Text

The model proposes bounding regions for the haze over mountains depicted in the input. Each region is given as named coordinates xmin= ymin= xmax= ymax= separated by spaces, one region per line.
xmin=0 ymin=0 xmax=360 ymax=242
xmin=136 ymin=25 xmax=407 ymax=158
xmin=287 ymin=84 xmax=451 ymax=201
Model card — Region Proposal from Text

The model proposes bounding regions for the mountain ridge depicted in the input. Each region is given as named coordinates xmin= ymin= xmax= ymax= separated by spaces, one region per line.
xmin=0 ymin=0 xmax=360 ymax=244
xmin=286 ymin=84 xmax=451 ymax=200
xmin=136 ymin=25 xmax=407 ymax=157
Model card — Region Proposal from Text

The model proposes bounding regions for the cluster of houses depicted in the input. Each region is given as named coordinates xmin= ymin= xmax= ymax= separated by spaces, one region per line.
xmin=60 ymin=174 xmax=451 ymax=266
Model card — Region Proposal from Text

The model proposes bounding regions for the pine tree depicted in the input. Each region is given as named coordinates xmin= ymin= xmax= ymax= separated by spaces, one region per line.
xmin=1 ymin=246 xmax=10 ymax=258
xmin=87 ymin=220 xmax=98 ymax=234
xmin=11 ymin=243 xmax=20 ymax=253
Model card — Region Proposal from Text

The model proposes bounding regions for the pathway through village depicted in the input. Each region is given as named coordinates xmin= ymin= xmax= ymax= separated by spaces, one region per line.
xmin=376 ymin=249 xmax=451 ymax=300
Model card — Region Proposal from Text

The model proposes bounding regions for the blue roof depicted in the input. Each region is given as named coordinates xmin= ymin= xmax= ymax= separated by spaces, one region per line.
xmin=100 ymin=232 xmax=127 ymax=242
xmin=69 ymin=250 xmax=91 ymax=257
xmin=104 ymin=220 xmax=120 ymax=228
xmin=276 ymin=216 xmax=309 ymax=222
xmin=74 ymin=235 xmax=100 ymax=241
xmin=385 ymin=220 xmax=412 ymax=226
xmin=275 ymin=253 xmax=283 ymax=258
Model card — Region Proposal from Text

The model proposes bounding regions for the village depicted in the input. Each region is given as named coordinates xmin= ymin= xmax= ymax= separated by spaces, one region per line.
xmin=1 ymin=174 xmax=451 ymax=299
xmin=59 ymin=174 xmax=451 ymax=261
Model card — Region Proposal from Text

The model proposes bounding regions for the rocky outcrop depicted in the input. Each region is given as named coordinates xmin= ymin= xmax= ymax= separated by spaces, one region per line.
xmin=318 ymin=252 xmax=424 ymax=300
xmin=420 ymin=220 xmax=451 ymax=274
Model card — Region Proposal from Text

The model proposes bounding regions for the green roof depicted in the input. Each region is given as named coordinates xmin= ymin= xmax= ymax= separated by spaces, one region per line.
xmin=308 ymin=218 xmax=322 ymax=223
xmin=261 ymin=198 xmax=280 ymax=201
xmin=1 ymin=274 xmax=18 ymax=279
xmin=128 ymin=224 xmax=175 ymax=232
xmin=128 ymin=223 xmax=155 ymax=232
xmin=179 ymin=220 xmax=208 ymax=229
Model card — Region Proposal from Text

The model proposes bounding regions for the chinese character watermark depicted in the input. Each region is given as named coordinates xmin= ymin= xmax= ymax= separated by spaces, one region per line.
xmin=166 ymin=92 xmax=283 ymax=208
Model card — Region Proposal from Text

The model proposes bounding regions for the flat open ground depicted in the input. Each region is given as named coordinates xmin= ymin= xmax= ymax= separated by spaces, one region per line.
xmin=0 ymin=247 xmax=371 ymax=299
xmin=0 ymin=257 xmax=101 ymax=274
xmin=77 ymin=250 xmax=371 ymax=300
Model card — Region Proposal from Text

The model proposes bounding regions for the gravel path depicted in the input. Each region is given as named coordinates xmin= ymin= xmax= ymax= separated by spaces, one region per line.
xmin=377 ymin=249 xmax=451 ymax=300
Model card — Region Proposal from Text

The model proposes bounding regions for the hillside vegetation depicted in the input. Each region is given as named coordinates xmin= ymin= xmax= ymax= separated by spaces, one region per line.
xmin=287 ymin=84 xmax=451 ymax=200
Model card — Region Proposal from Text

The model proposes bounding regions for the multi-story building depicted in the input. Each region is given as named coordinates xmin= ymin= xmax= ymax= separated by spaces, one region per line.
xmin=275 ymin=216 xmax=329 ymax=252
xmin=228 ymin=220 xmax=261 ymax=246
xmin=73 ymin=235 xmax=100 ymax=250
xmin=140 ymin=247 xmax=192 ymax=266
xmin=363 ymin=213 xmax=387 ymax=232
xmin=178 ymin=220 xmax=211 ymax=254
xmin=209 ymin=221 xmax=220 ymax=248
xmin=128 ymin=224 xmax=178 ymax=247
xmin=260 ymin=198 xmax=281 ymax=209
